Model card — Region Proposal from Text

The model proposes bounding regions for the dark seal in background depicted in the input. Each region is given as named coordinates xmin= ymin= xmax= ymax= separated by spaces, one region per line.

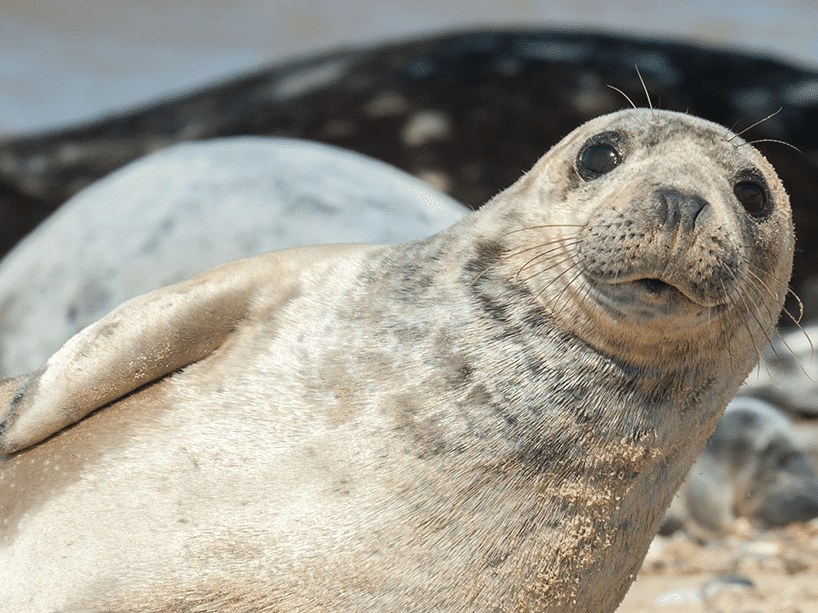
xmin=0 ymin=29 xmax=816 ymax=317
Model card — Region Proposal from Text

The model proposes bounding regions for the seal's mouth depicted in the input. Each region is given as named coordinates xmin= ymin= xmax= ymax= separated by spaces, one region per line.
xmin=634 ymin=278 xmax=674 ymax=295
xmin=625 ymin=276 xmax=722 ymax=308
xmin=627 ymin=277 xmax=691 ymax=305
xmin=584 ymin=268 xmax=729 ymax=314
xmin=581 ymin=272 xmax=727 ymax=326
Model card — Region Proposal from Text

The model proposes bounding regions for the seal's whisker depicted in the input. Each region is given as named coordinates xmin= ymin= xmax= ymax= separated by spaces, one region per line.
xmin=738 ymin=283 xmax=780 ymax=380
xmin=512 ymin=242 xmax=583 ymax=285
xmin=771 ymin=328 xmax=817 ymax=383
xmin=746 ymin=139 xmax=802 ymax=154
xmin=723 ymin=268 xmax=785 ymax=374
xmin=727 ymin=108 xmax=783 ymax=141
xmin=502 ymin=238 xmax=578 ymax=267
xmin=742 ymin=267 xmax=814 ymax=366
xmin=723 ymin=268 xmax=773 ymax=346
xmin=786 ymin=287 xmax=806 ymax=325
xmin=612 ymin=259 xmax=624 ymax=285
xmin=514 ymin=240 xmax=584 ymax=280
xmin=552 ymin=269 xmax=590 ymax=322
xmin=713 ymin=276 xmax=750 ymax=373
xmin=509 ymin=236 xmax=583 ymax=259
xmin=746 ymin=327 xmax=779 ymax=384
xmin=634 ymin=65 xmax=654 ymax=115
xmin=760 ymin=277 xmax=806 ymax=334
xmin=737 ymin=267 xmax=787 ymax=330
xmin=743 ymin=263 xmax=802 ymax=303
xmin=727 ymin=117 xmax=745 ymax=134
xmin=607 ymin=85 xmax=638 ymax=110
xmin=537 ymin=265 xmax=586 ymax=318
xmin=475 ymin=247 xmax=581 ymax=299
xmin=719 ymin=297 xmax=740 ymax=372
xmin=720 ymin=315 xmax=737 ymax=373
xmin=496 ymin=224 xmax=584 ymax=241
xmin=742 ymin=267 xmax=795 ymax=313
xmin=738 ymin=296 xmax=767 ymax=368
xmin=505 ymin=253 xmax=580 ymax=297
xmin=743 ymin=268 xmax=813 ymax=358
xmin=776 ymin=298 xmax=807 ymax=334
xmin=517 ymin=247 xmax=583 ymax=292
xmin=742 ymin=283 xmax=817 ymax=383
xmin=468 ymin=233 xmax=582 ymax=287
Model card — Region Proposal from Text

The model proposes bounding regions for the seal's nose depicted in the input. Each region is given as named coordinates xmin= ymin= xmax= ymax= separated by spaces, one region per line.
xmin=655 ymin=189 xmax=708 ymax=236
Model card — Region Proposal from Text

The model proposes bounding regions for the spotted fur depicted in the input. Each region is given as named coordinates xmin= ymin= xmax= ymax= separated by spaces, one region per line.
xmin=0 ymin=109 xmax=793 ymax=612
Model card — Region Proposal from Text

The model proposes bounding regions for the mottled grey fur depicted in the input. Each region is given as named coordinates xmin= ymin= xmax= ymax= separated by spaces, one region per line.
xmin=0 ymin=109 xmax=793 ymax=612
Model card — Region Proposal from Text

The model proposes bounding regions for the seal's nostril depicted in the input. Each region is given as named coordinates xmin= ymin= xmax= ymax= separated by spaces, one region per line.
xmin=688 ymin=196 xmax=708 ymax=221
xmin=657 ymin=192 xmax=669 ymax=218
xmin=655 ymin=189 xmax=708 ymax=234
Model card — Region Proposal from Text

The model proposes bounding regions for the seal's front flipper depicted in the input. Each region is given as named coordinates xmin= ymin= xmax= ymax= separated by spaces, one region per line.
xmin=0 ymin=263 xmax=258 ymax=454
xmin=0 ymin=245 xmax=363 ymax=455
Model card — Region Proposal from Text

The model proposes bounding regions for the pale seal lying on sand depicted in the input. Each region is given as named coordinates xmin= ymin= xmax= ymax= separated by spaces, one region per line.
xmin=0 ymin=109 xmax=794 ymax=613
xmin=0 ymin=137 xmax=467 ymax=377
xmin=661 ymin=397 xmax=818 ymax=537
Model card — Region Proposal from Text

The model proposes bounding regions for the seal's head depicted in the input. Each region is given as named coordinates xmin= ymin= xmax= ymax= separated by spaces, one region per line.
xmin=479 ymin=109 xmax=794 ymax=371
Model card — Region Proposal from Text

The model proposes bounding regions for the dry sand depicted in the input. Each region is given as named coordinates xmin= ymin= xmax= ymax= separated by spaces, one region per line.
xmin=619 ymin=520 xmax=818 ymax=613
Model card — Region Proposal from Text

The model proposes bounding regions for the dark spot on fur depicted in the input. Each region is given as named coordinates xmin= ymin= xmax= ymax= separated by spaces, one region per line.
xmin=9 ymin=385 xmax=25 ymax=410
xmin=523 ymin=353 xmax=548 ymax=379
xmin=565 ymin=164 xmax=583 ymax=191
xmin=470 ymin=270 xmax=537 ymax=329
xmin=487 ymin=552 xmax=510 ymax=567
xmin=464 ymin=240 xmax=504 ymax=278
xmin=475 ymin=290 xmax=513 ymax=325
xmin=391 ymin=392 xmax=452 ymax=459
xmin=515 ymin=440 xmax=572 ymax=472
xmin=520 ymin=303 xmax=552 ymax=335
xmin=334 ymin=476 xmax=354 ymax=496
xmin=439 ymin=350 xmax=475 ymax=385
xmin=465 ymin=383 xmax=492 ymax=406
xmin=393 ymin=260 xmax=435 ymax=297
xmin=493 ymin=403 xmax=518 ymax=428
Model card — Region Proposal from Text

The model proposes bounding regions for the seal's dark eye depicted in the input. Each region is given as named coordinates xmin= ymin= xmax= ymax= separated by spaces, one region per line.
xmin=734 ymin=181 xmax=767 ymax=216
xmin=577 ymin=143 xmax=621 ymax=180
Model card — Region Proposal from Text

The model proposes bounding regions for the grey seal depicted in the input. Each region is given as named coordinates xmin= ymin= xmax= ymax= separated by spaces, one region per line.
xmin=0 ymin=109 xmax=794 ymax=613
xmin=0 ymin=137 xmax=468 ymax=377
xmin=661 ymin=397 xmax=818 ymax=537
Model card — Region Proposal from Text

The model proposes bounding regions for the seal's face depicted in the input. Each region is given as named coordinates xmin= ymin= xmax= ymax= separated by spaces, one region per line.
xmin=494 ymin=109 xmax=793 ymax=368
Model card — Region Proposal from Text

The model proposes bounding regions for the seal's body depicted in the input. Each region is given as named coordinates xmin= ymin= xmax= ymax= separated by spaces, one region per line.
xmin=0 ymin=110 xmax=793 ymax=612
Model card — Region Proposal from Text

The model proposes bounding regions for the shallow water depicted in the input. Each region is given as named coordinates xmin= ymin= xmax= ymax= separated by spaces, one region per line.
xmin=1 ymin=0 xmax=817 ymax=133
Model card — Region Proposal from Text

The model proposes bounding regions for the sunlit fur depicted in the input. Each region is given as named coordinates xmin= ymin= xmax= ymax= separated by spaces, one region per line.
xmin=0 ymin=109 xmax=793 ymax=612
